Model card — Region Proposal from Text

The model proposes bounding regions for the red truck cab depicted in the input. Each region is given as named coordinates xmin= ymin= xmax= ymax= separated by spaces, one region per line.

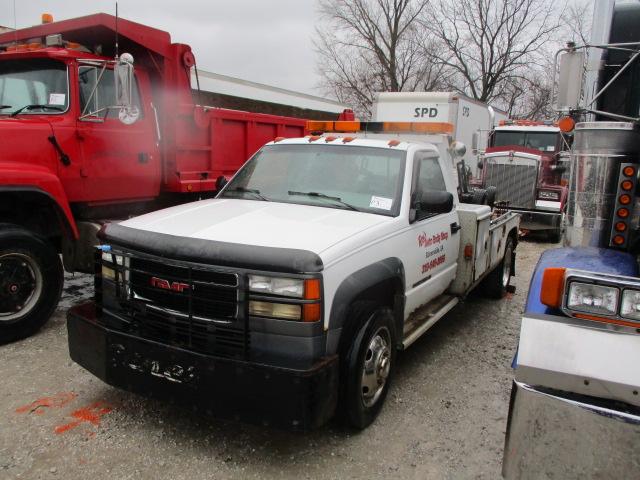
xmin=0 ymin=14 xmax=309 ymax=342
xmin=475 ymin=120 xmax=569 ymax=241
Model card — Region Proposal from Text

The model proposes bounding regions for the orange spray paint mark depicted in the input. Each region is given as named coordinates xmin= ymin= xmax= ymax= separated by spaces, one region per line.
xmin=54 ymin=401 xmax=113 ymax=434
xmin=15 ymin=392 xmax=78 ymax=415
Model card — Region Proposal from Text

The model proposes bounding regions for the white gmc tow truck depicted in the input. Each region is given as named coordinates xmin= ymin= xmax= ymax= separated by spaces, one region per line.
xmin=67 ymin=123 xmax=519 ymax=430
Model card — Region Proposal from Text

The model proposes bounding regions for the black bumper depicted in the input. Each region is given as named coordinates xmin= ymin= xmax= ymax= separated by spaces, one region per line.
xmin=67 ymin=302 xmax=339 ymax=430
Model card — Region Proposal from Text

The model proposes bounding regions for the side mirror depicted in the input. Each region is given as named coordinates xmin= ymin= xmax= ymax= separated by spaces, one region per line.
xmin=114 ymin=53 xmax=139 ymax=125
xmin=419 ymin=191 xmax=454 ymax=215
xmin=449 ymin=141 xmax=467 ymax=159
xmin=556 ymin=49 xmax=585 ymax=112
xmin=477 ymin=159 xmax=484 ymax=170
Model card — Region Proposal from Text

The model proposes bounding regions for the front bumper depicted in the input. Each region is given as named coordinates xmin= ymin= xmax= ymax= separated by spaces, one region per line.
xmin=507 ymin=208 xmax=562 ymax=232
xmin=67 ymin=302 xmax=339 ymax=430
xmin=502 ymin=381 xmax=640 ymax=479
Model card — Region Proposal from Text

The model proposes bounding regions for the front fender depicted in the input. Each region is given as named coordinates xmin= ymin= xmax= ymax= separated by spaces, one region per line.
xmin=0 ymin=162 xmax=78 ymax=238
xmin=326 ymin=258 xmax=405 ymax=355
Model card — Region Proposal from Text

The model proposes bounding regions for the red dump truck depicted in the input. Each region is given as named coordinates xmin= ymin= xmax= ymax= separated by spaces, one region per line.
xmin=0 ymin=14 xmax=312 ymax=342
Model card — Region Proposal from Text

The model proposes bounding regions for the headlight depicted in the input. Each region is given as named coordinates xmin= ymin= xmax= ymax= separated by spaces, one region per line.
xmin=566 ymin=282 xmax=619 ymax=316
xmin=248 ymin=275 xmax=304 ymax=298
xmin=620 ymin=290 xmax=640 ymax=321
xmin=538 ymin=190 xmax=560 ymax=201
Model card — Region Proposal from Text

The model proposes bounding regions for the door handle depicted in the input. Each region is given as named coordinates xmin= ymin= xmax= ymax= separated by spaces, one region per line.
xmin=138 ymin=152 xmax=149 ymax=164
xmin=450 ymin=222 xmax=461 ymax=234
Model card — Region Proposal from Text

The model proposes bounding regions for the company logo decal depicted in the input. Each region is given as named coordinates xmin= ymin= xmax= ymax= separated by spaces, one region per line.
xmin=149 ymin=276 xmax=191 ymax=293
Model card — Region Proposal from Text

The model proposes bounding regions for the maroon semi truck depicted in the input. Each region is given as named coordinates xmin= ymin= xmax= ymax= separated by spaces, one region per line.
xmin=0 ymin=14 xmax=314 ymax=342
xmin=474 ymin=120 xmax=570 ymax=242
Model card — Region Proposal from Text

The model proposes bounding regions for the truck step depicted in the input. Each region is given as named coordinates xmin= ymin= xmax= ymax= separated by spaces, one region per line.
xmin=402 ymin=295 xmax=459 ymax=349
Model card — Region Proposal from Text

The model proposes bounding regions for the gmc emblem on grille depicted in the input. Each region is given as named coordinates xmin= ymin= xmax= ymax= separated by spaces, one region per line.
xmin=149 ymin=276 xmax=191 ymax=292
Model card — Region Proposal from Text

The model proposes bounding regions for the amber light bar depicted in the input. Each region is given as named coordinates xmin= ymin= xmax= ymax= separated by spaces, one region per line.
xmin=306 ymin=120 xmax=454 ymax=135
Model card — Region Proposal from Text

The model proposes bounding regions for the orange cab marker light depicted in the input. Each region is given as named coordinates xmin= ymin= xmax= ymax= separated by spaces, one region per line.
xmin=618 ymin=207 xmax=630 ymax=218
xmin=619 ymin=194 xmax=631 ymax=205
xmin=342 ymin=136 xmax=355 ymax=143
xmin=42 ymin=13 xmax=54 ymax=24
xmin=304 ymin=279 xmax=321 ymax=300
xmin=273 ymin=136 xmax=285 ymax=143
xmin=621 ymin=180 xmax=634 ymax=191
xmin=613 ymin=235 xmax=625 ymax=246
xmin=623 ymin=166 xmax=636 ymax=177
xmin=388 ymin=139 xmax=401 ymax=147
xmin=558 ymin=116 xmax=575 ymax=133
xmin=540 ymin=267 xmax=566 ymax=308
xmin=615 ymin=221 xmax=627 ymax=232
xmin=324 ymin=136 xmax=337 ymax=142
xmin=308 ymin=135 xmax=322 ymax=142
xmin=464 ymin=243 xmax=473 ymax=259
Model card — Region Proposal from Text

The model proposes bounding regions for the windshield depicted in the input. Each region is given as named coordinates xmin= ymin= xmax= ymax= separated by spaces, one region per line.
xmin=493 ymin=131 xmax=558 ymax=152
xmin=219 ymin=144 xmax=406 ymax=216
xmin=0 ymin=58 xmax=68 ymax=115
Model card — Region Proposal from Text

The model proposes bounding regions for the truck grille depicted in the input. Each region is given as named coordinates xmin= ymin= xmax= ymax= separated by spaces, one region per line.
xmin=484 ymin=156 xmax=538 ymax=209
xmin=99 ymin=251 xmax=248 ymax=359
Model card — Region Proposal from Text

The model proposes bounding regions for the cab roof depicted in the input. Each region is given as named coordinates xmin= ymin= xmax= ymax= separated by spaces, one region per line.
xmin=267 ymin=136 xmax=423 ymax=152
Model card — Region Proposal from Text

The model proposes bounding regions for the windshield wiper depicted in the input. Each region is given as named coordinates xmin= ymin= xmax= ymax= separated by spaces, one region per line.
xmin=0 ymin=105 xmax=12 ymax=110
xmin=287 ymin=190 xmax=360 ymax=211
xmin=226 ymin=186 xmax=270 ymax=201
xmin=11 ymin=105 xmax=64 ymax=117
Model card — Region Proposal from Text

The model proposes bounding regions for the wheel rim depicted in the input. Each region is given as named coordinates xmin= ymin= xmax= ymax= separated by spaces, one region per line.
xmin=0 ymin=253 xmax=43 ymax=321
xmin=361 ymin=326 xmax=391 ymax=408
xmin=502 ymin=246 xmax=513 ymax=288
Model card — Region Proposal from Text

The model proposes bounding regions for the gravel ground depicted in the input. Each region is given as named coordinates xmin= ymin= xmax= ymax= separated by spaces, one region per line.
xmin=0 ymin=240 xmax=550 ymax=480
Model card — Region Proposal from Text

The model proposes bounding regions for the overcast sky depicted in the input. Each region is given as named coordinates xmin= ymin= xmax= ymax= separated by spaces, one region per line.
xmin=0 ymin=0 xmax=324 ymax=96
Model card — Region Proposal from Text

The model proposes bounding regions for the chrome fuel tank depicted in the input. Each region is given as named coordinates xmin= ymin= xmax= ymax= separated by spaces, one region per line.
xmin=565 ymin=122 xmax=640 ymax=248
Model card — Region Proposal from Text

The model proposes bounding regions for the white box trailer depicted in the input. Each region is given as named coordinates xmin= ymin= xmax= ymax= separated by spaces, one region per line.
xmin=372 ymin=92 xmax=507 ymax=176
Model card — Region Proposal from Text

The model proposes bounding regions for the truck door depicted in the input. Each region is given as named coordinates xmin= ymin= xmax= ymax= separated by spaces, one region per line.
xmin=76 ymin=65 xmax=160 ymax=203
xmin=402 ymin=151 xmax=460 ymax=315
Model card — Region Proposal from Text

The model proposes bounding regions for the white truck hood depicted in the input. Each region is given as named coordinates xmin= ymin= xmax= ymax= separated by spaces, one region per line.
xmin=120 ymin=198 xmax=389 ymax=255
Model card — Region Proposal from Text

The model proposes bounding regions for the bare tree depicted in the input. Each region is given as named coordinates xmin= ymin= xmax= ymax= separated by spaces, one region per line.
xmin=315 ymin=0 xmax=443 ymax=117
xmin=562 ymin=0 xmax=593 ymax=46
xmin=424 ymin=0 xmax=563 ymax=106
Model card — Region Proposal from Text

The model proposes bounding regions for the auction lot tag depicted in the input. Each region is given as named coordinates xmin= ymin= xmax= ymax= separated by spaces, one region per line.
xmin=49 ymin=93 xmax=66 ymax=105
xmin=369 ymin=196 xmax=393 ymax=210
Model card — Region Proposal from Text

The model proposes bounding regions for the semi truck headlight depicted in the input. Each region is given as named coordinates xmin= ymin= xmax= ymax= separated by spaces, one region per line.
xmin=567 ymin=282 xmax=618 ymax=316
xmin=621 ymin=290 xmax=640 ymax=321
xmin=249 ymin=275 xmax=304 ymax=297
xmin=538 ymin=190 xmax=560 ymax=201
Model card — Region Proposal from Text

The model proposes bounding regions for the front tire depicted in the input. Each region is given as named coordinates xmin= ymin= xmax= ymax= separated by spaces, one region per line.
xmin=0 ymin=225 xmax=63 ymax=344
xmin=342 ymin=303 xmax=397 ymax=429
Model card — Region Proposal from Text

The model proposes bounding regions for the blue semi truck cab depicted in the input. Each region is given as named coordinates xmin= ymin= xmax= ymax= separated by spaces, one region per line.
xmin=502 ymin=1 xmax=640 ymax=477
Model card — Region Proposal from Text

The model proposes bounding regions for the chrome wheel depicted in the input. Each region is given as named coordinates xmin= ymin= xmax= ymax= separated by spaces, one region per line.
xmin=361 ymin=326 xmax=391 ymax=408
xmin=0 ymin=253 xmax=43 ymax=322
xmin=502 ymin=245 xmax=513 ymax=289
